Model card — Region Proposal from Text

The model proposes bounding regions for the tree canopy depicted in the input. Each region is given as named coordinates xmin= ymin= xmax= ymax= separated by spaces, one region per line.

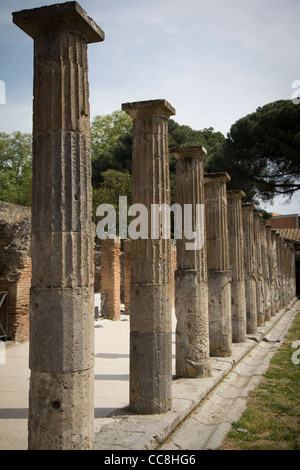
xmin=208 ymin=100 xmax=300 ymax=202
xmin=1 ymin=99 xmax=299 ymax=210
xmin=0 ymin=131 xmax=32 ymax=206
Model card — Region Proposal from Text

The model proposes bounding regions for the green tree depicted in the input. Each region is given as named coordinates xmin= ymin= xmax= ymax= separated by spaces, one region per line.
xmin=91 ymin=110 xmax=133 ymax=187
xmin=210 ymin=100 xmax=300 ymax=202
xmin=0 ymin=131 xmax=32 ymax=206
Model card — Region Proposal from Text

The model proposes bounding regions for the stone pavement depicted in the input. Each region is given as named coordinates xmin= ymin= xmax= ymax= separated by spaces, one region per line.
xmin=0 ymin=299 xmax=299 ymax=450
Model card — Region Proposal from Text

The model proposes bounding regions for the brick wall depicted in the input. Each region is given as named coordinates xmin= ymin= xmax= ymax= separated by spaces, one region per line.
xmin=100 ymin=237 xmax=121 ymax=321
xmin=0 ymin=203 xmax=31 ymax=341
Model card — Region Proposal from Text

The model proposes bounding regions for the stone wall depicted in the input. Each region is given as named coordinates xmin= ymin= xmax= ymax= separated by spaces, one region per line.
xmin=0 ymin=202 xmax=31 ymax=341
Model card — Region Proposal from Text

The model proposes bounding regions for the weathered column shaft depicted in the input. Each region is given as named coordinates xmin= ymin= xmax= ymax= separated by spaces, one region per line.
xmin=122 ymin=99 xmax=175 ymax=414
xmin=271 ymin=229 xmax=280 ymax=312
xmin=227 ymin=190 xmax=246 ymax=342
xmin=204 ymin=173 xmax=232 ymax=357
xmin=13 ymin=3 xmax=104 ymax=450
xmin=253 ymin=212 xmax=265 ymax=326
xmin=260 ymin=220 xmax=271 ymax=321
xmin=242 ymin=203 xmax=257 ymax=334
xmin=266 ymin=225 xmax=276 ymax=316
xmin=100 ymin=237 xmax=121 ymax=321
xmin=171 ymin=146 xmax=211 ymax=378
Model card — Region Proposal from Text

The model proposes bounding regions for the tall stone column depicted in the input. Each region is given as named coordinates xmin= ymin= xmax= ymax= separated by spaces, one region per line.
xmin=13 ymin=3 xmax=104 ymax=450
xmin=271 ymin=229 xmax=280 ymax=313
xmin=266 ymin=225 xmax=276 ymax=316
xmin=171 ymin=146 xmax=211 ymax=378
xmin=260 ymin=220 xmax=271 ymax=321
xmin=275 ymin=233 xmax=283 ymax=308
xmin=122 ymin=99 xmax=175 ymax=414
xmin=253 ymin=212 xmax=265 ymax=326
xmin=204 ymin=173 xmax=232 ymax=357
xmin=242 ymin=203 xmax=257 ymax=334
xmin=227 ymin=190 xmax=247 ymax=343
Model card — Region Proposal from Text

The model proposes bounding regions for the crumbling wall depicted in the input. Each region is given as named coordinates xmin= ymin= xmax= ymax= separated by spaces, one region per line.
xmin=0 ymin=202 xmax=31 ymax=341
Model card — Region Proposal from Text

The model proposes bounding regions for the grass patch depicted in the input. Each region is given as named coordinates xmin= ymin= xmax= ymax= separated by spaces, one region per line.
xmin=219 ymin=311 xmax=300 ymax=450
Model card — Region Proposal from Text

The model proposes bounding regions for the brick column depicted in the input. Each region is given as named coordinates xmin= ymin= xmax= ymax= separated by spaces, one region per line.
xmin=227 ymin=190 xmax=247 ymax=343
xmin=13 ymin=3 xmax=104 ymax=450
xmin=122 ymin=99 xmax=175 ymax=414
xmin=242 ymin=203 xmax=257 ymax=334
xmin=204 ymin=173 xmax=232 ymax=357
xmin=253 ymin=212 xmax=265 ymax=326
xmin=123 ymin=239 xmax=132 ymax=315
xmin=171 ymin=146 xmax=211 ymax=378
xmin=100 ymin=237 xmax=121 ymax=321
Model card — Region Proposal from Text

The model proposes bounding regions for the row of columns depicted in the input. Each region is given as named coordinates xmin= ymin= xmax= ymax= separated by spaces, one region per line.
xmin=13 ymin=2 xmax=296 ymax=450
xmin=122 ymin=101 xmax=297 ymax=418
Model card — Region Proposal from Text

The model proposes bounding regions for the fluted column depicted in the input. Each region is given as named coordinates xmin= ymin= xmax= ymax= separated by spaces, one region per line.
xmin=171 ymin=146 xmax=211 ymax=378
xmin=271 ymin=229 xmax=280 ymax=313
xmin=266 ymin=225 xmax=276 ymax=316
xmin=242 ymin=203 xmax=257 ymax=334
xmin=122 ymin=99 xmax=175 ymax=414
xmin=260 ymin=220 xmax=271 ymax=321
xmin=253 ymin=212 xmax=265 ymax=326
xmin=227 ymin=190 xmax=246 ymax=342
xmin=275 ymin=233 xmax=283 ymax=308
xmin=13 ymin=3 xmax=104 ymax=450
xmin=204 ymin=173 xmax=232 ymax=357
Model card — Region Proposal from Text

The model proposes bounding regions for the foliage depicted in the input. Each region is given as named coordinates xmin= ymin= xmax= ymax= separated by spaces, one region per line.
xmin=210 ymin=100 xmax=300 ymax=202
xmin=91 ymin=110 xmax=133 ymax=187
xmin=92 ymin=169 xmax=132 ymax=242
xmin=0 ymin=131 xmax=32 ymax=206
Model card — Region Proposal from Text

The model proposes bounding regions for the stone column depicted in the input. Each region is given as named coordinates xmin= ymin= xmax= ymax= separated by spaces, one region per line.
xmin=242 ymin=203 xmax=257 ymax=334
xmin=122 ymin=99 xmax=175 ymax=414
xmin=13 ymin=3 xmax=104 ymax=450
xmin=271 ymin=229 xmax=280 ymax=313
xmin=253 ymin=212 xmax=265 ymax=326
xmin=171 ymin=146 xmax=211 ymax=378
xmin=266 ymin=225 xmax=276 ymax=316
xmin=275 ymin=233 xmax=283 ymax=308
xmin=100 ymin=237 xmax=121 ymax=321
xmin=260 ymin=220 xmax=271 ymax=321
xmin=204 ymin=173 xmax=232 ymax=357
xmin=227 ymin=190 xmax=247 ymax=343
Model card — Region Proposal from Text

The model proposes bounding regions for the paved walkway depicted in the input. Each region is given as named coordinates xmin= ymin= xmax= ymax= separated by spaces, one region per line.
xmin=0 ymin=299 xmax=299 ymax=450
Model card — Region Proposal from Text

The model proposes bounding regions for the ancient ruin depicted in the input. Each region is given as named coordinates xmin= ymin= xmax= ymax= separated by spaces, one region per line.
xmin=13 ymin=2 xmax=104 ymax=450
xmin=204 ymin=173 xmax=232 ymax=356
xmin=0 ymin=0 xmax=296 ymax=452
xmin=122 ymin=99 xmax=175 ymax=414
xmin=171 ymin=146 xmax=211 ymax=378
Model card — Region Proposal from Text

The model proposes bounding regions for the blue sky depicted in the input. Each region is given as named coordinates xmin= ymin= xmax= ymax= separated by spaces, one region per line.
xmin=0 ymin=0 xmax=299 ymax=214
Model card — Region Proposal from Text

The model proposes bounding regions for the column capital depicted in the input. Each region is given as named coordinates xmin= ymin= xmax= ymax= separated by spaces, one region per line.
xmin=12 ymin=1 xmax=105 ymax=43
xmin=170 ymin=145 xmax=207 ymax=160
xmin=226 ymin=189 xmax=246 ymax=199
xmin=242 ymin=202 xmax=256 ymax=211
xmin=122 ymin=99 xmax=175 ymax=118
xmin=204 ymin=172 xmax=231 ymax=183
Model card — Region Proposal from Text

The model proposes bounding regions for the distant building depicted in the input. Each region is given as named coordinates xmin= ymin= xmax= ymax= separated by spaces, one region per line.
xmin=268 ymin=213 xmax=299 ymax=229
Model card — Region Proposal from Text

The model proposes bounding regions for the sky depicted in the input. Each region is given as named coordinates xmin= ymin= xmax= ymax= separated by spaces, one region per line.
xmin=0 ymin=0 xmax=299 ymax=214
